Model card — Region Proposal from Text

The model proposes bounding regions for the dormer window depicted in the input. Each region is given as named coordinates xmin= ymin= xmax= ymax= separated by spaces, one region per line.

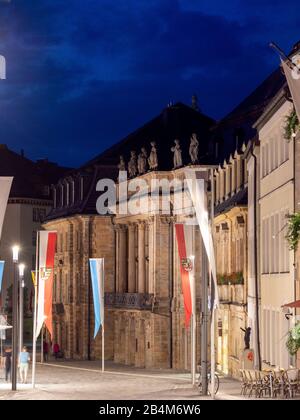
xmin=53 ymin=186 xmax=57 ymax=208
xmin=80 ymin=176 xmax=84 ymax=201
xmin=60 ymin=183 xmax=64 ymax=207
xmin=71 ymin=179 xmax=75 ymax=204
xmin=65 ymin=181 xmax=70 ymax=206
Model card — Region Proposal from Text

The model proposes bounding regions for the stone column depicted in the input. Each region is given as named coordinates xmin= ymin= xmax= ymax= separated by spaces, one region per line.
xmin=128 ymin=223 xmax=136 ymax=293
xmin=118 ymin=225 xmax=127 ymax=292
xmin=138 ymin=222 xmax=146 ymax=293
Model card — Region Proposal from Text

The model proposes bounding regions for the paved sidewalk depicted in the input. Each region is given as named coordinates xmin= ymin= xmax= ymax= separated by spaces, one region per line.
xmin=0 ymin=360 xmax=297 ymax=400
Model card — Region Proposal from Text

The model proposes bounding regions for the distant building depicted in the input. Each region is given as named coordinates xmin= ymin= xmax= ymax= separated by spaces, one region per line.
xmin=0 ymin=144 xmax=70 ymax=316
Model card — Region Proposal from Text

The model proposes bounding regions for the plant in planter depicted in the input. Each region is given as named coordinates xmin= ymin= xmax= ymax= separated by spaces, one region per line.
xmin=286 ymin=212 xmax=300 ymax=251
xmin=217 ymin=274 xmax=226 ymax=285
xmin=284 ymin=109 xmax=299 ymax=141
xmin=286 ymin=322 xmax=300 ymax=356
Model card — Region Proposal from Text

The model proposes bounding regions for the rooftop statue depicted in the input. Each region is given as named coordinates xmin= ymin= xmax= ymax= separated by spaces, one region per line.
xmin=138 ymin=147 xmax=148 ymax=175
xmin=189 ymin=133 xmax=199 ymax=164
xmin=171 ymin=139 xmax=182 ymax=169
xmin=128 ymin=151 xmax=137 ymax=178
xmin=148 ymin=142 xmax=158 ymax=170
xmin=118 ymin=155 xmax=126 ymax=172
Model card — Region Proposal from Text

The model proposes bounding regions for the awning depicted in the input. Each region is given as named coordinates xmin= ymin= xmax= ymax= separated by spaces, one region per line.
xmin=282 ymin=300 xmax=300 ymax=308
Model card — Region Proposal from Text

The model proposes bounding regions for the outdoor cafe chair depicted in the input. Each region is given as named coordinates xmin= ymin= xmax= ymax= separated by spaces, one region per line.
xmin=282 ymin=369 xmax=299 ymax=398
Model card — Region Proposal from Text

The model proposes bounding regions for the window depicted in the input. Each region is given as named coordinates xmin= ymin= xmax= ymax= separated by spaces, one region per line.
xmin=32 ymin=255 xmax=36 ymax=270
xmin=42 ymin=185 xmax=50 ymax=197
xmin=72 ymin=180 xmax=75 ymax=204
xmin=33 ymin=208 xmax=47 ymax=223
xmin=32 ymin=231 xmax=37 ymax=246
xmin=60 ymin=184 xmax=64 ymax=207
xmin=80 ymin=177 xmax=84 ymax=201
xmin=53 ymin=187 xmax=57 ymax=208
xmin=261 ymin=211 xmax=290 ymax=275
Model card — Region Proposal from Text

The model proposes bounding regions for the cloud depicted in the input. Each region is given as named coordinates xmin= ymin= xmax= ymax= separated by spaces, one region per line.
xmin=0 ymin=0 xmax=299 ymax=166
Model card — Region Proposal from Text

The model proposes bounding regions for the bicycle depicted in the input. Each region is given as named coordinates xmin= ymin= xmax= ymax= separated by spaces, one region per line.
xmin=197 ymin=364 xmax=220 ymax=396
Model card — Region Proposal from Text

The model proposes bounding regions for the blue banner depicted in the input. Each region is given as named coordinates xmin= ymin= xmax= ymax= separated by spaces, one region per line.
xmin=0 ymin=261 xmax=4 ymax=293
xmin=89 ymin=258 xmax=104 ymax=338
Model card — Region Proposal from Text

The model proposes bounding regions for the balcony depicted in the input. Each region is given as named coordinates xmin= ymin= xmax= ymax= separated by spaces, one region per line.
xmin=105 ymin=292 xmax=154 ymax=310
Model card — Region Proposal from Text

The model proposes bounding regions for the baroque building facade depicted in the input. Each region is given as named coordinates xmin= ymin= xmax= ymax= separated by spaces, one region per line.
xmin=44 ymin=103 xmax=216 ymax=369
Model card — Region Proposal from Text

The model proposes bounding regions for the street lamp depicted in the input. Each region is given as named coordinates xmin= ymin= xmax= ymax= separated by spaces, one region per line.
xmin=18 ymin=264 xmax=25 ymax=355
xmin=11 ymin=245 xmax=19 ymax=391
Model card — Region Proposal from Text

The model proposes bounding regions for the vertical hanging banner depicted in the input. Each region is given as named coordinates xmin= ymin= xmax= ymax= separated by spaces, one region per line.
xmin=35 ymin=231 xmax=57 ymax=339
xmin=175 ymin=224 xmax=195 ymax=327
xmin=185 ymin=169 xmax=219 ymax=308
xmin=0 ymin=177 xmax=13 ymax=241
xmin=281 ymin=57 xmax=300 ymax=121
xmin=89 ymin=258 xmax=104 ymax=338
xmin=0 ymin=261 xmax=4 ymax=293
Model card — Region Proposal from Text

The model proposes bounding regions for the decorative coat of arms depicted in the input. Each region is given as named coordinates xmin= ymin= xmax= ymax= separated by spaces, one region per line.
xmin=181 ymin=258 xmax=193 ymax=272
xmin=40 ymin=267 xmax=52 ymax=282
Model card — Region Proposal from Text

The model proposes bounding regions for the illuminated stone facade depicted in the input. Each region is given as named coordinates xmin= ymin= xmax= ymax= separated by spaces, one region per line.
xmin=213 ymin=148 xmax=248 ymax=378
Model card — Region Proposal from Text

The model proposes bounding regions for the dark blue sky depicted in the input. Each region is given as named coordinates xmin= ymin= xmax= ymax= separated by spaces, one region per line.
xmin=0 ymin=0 xmax=299 ymax=167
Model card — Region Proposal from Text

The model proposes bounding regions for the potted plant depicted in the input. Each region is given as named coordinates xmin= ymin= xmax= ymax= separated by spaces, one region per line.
xmin=286 ymin=322 xmax=300 ymax=356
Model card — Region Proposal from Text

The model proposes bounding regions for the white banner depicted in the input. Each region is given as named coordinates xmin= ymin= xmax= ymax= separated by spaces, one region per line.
xmin=185 ymin=169 xmax=219 ymax=308
xmin=0 ymin=177 xmax=13 ymax=241
xmin=282 ymin=57 xmax=300 ymax=121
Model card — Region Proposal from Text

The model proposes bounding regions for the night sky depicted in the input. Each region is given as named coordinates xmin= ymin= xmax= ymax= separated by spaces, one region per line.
xmin=0 ymin=0 xmax=299 ymax=167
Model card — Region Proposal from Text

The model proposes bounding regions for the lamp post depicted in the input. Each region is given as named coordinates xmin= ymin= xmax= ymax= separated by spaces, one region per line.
xmin=12 ymin=245 xmax=19 ymax=391
xmin=18 ymin=264 xmax=25 ymax=354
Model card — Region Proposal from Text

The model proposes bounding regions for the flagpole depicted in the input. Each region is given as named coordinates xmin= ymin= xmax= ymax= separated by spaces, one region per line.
xmin=210 ymin=168 xmax=216 ymax=400
xmin=32 ymin=231 xmax=39 ymax=388
xmin=102 ymin=259 xmax=105 ymax=373
xmin=191 ymin=227 xmax=196 ymax=386
xmin=41 ymin=325 xmax=44 ymax=363
xmin=269 ymin=42 xmax=294 ymax=68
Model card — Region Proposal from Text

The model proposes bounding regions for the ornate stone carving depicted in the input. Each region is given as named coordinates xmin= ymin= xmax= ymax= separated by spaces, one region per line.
xmin=148 ymin=141 xmax=158 ymax=170
xmin=189 ymin=133 xmax=199 ymax=164
xmin=138 ymin=147 xmax=148 ymax=175
xmin=171 ymin=139 xmax=182 ymax=169
xmin=118 ymin=155 xmax=126 ymax=172
xmin=128 ymin=151 xmax=137 ymax=178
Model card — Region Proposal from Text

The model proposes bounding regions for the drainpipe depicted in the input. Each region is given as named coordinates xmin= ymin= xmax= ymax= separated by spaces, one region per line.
xmin=250 ymin=144 xmax=262 ymax=370
xmin=169 ymin=218 xmax=174 ymax=369
xmin=87 ymin=218 xmax=92 ymax=361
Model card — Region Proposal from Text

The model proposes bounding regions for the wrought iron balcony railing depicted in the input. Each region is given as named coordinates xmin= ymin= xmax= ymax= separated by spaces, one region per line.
xmin=105 ymin=292 xmax=154 ymax=310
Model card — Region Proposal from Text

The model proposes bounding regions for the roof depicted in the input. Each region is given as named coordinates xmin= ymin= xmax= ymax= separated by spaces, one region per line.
xmin=82 ymin=102 xmax=216 ymax=171
xmin=0 ymin=144 xmax=71 ymax=200
xmin=45 ymin=102 xmax=216 ymax=220
xmin=214 ymin=187 xmax=248 ymax=216
xmin=212 ymin=67 xmax=286 ymax=162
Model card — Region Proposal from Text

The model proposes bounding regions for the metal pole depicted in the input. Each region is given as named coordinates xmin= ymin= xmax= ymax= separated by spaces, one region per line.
xmin=269 ymin=42 xmax=294 ymax=67
xmin=32 ymin=231 xmax=39 ymax=388
xmin=41 ymin=326 xmax=44 ymax=363
xmin=102 ymin=260 xmax=105 ymax=373
xmin=201 ymin=233 xmax=208 ymax=396
xmin=12 ymin=261 xmax=18 ymax=390
xmin=210 ymin=168 xmax=216 ymax=400
xmin=191 ymin=227 xmax=196 ymax=386
xmin=19 ymin=274 xmax=24 ymax=353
